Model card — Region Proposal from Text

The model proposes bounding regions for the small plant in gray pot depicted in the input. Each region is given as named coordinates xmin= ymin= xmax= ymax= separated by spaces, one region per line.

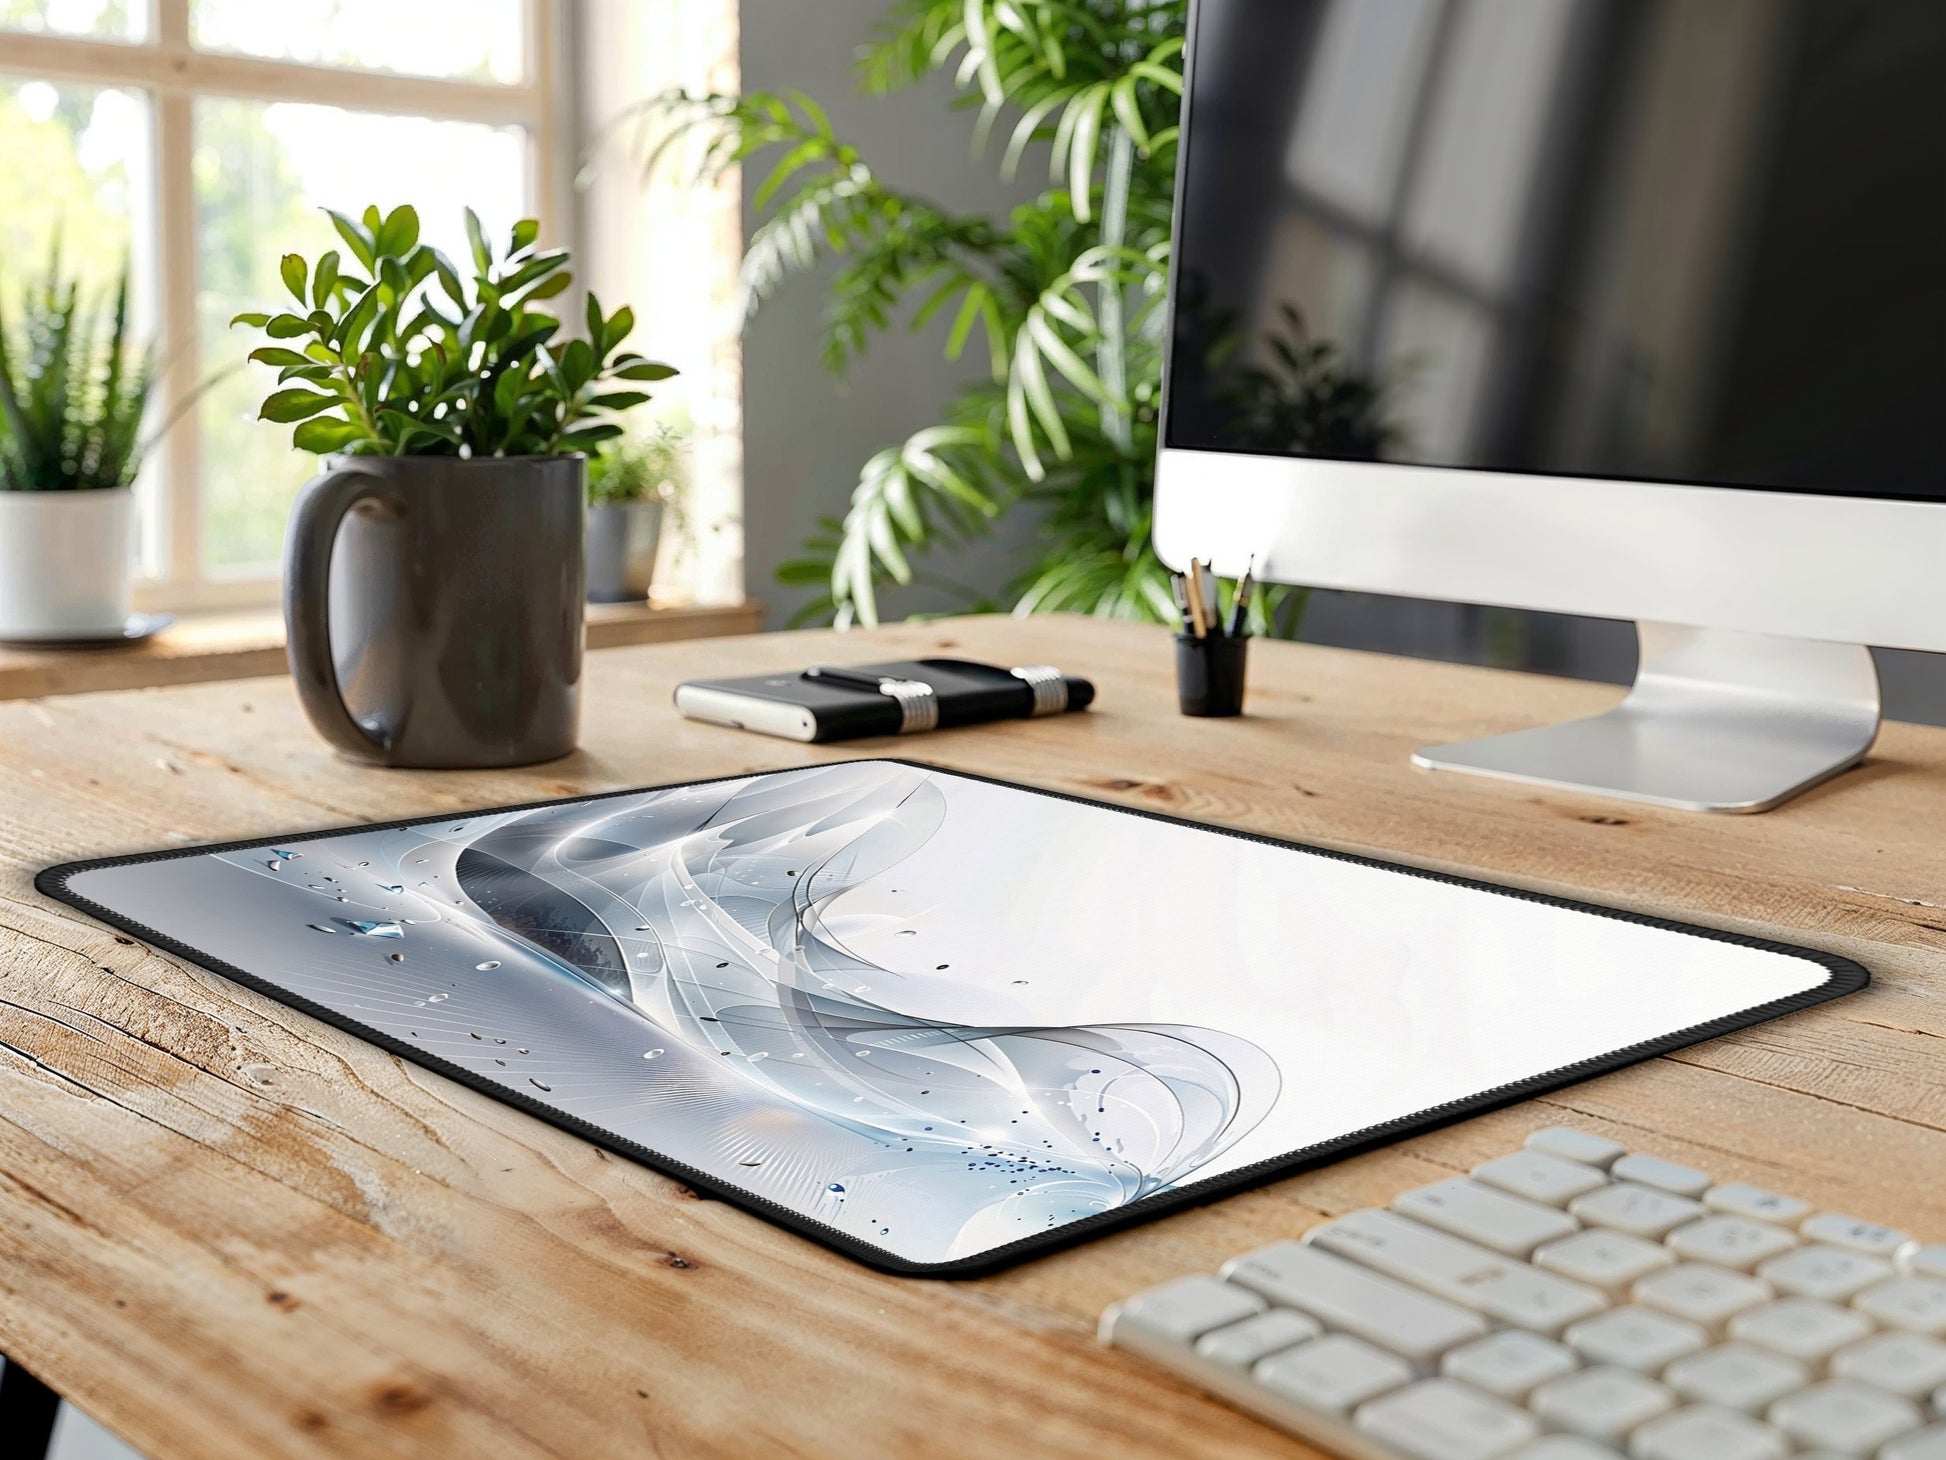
xmin=0 ymin=252 xmax=160 ymax=642
xmin=233 ymin=204 xmax=676 ymax=768
xmin=585 ymin=421 xmax=688 ymax=603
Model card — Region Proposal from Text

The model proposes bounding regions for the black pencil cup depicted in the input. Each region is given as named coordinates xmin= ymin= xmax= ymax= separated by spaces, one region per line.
xmin=1175 ymin=632 xmax=1247 ymax=717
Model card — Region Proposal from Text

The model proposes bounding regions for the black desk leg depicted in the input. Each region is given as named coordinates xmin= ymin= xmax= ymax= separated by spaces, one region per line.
xmin=0 ymin=1358 xmax=62 ymax=1460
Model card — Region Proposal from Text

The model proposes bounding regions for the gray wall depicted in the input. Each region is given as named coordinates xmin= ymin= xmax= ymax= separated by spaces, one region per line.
xmin=740 ymin=0 xmax=1041 ymax=628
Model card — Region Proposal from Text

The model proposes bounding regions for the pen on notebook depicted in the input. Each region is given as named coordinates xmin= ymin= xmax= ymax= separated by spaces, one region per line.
xmin=1185 ymin=558 xmax=1210 ymax=638
xmin=804 ymin=665 xmax=897 ymax=692
xmin=1228 ymin=557 xmax=1255 ymax=638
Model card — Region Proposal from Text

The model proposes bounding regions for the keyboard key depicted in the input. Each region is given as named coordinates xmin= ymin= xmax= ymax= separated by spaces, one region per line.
xmin=1531 ymin=1366 xmax=1674 ymax=1441
xmin=1474 ymin=1151 xmax=1609 ymax=1207
xmin=1884 ymin=1425 xmax=1946 ymax=1460
xmin=1309 ymin=1209 xmax=1607 ymax=1334
xmin=1527 ymin=1127 xmax=1626 ymax=1170
xmin=1611 ymin=1154 xmax=1712 ymax=1199
xmin=1224 ymin=1240 xmax=1489 ymax=1363
xmin=1767 ymin=1379 xmax=1923 ymax=1452
xmin=1101 ymin=1273 xmax=1263 ymax=1346
xmin=1663 ymin=1343 xmax=1806 ymax=1412
xmin=1194 ymin=1307 xmax=1321 ymax=1369
xmin=1441 ymin=1331 xmax=1578 ymax=1400
xmin=1705 ymin=1183 xmax=1811 ymax=1227
xmin=1908 ymin=1246 xmax=1946 ymax=1280
xmin=1253 ymin=1333 xmax=1414 ymax=1414
xmin=1510 ymin=1439 xmax=1623 ymax=1460
xmin=1664 ymin=1217 xmax=1797 ymax=1272
xmin=1802 ymin=1212 xmax=1912 ymax=1258
xmin=1830 ymin=1331 xmax=1946 ymax=1399
xmin=1356 ymin=1378 xmax=1541 ymax=1460
xmin=1563 ymin=1307 xmax=1706 ymax=1371
xmin=1728 ymin=1298 xmax=1874 ymax=1363
xmin=1534 ymin=1229 xmax=1674 ymax=1294
xmin=1757 ymin=1244 xmax=1894 ymax=1302
xmin=1856 ymin=1276 xmax=1946 ymax=1336
xmin=1628 ymin=1405 xmax=1788 ymax=1460
xmin=1570 ymin=1184 xmax=1704 ymax=1239
xmin=1632 ymin=1264 xmax=1772 ymax=1330
xmin=1395 ymin=1179 xmax=1580 ymax=1257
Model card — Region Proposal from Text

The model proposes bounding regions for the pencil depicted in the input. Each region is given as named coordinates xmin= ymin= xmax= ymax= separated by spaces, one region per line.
xmin=1185 ymin=558 xmax=1210 ymax=639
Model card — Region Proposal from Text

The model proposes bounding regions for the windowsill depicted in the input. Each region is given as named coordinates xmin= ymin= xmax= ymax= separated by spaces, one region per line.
xmin=0 ymin=598 xmax=766 ymax=701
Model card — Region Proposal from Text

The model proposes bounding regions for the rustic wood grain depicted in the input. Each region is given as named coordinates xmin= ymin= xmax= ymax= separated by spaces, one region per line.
xmin=3 ymin=612 xmax=1944 ymax=1460
xmin=0 ymin=599 xmax=765 ymax=701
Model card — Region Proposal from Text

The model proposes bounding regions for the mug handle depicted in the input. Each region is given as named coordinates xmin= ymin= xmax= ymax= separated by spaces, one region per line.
xmin=283 ymin=464 xmax=392 ymax=759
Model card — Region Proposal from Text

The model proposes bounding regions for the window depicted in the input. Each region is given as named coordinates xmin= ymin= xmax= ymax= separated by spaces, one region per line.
xmin=0 ymin=0 xmax=566 ymax=609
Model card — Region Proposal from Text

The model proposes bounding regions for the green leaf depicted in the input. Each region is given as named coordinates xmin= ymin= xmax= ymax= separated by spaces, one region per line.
xmin=265 ymin=313 xmax=315 ymax=339
xmin=230 ymin=311 xmax=271 ymax=329
xmin=603 ymin=305 xmax=634 ymax=348
xmin=510 ymin=218 xmax=539 ymax=254
xmin=555 ymin=423 xmax=624 ymax=452
xmin=590 ymin=390 xmax=650 ymax=411
xmin=311 ymin=250 xmax=341 ymax=308
xmin=377 ymin=204 xmax=421 ymax=258
xmin=292 ymin=416 xmax=363 ymax=454
xmin=612 ymin=357 xmax=678 ymax=382
xmin=464 ymin=207 xmax=491 ymax=274
xmin=248 ymin=346 xmax=312 ymax=369
xmin=259 ymin=387 xmax=338 ymax=423
xmin=325 ymin=210 xmax=377 ymax=270
xmin=279 ymin=253 xmax=308 ymax=303
xmin=521 ymin=271 xmax=572 ymax=302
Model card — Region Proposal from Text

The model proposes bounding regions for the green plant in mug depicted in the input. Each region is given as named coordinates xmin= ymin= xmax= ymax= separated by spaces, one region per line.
xmin=0 ymin=247 xmax=156 ymax=492
xmin=231 ymin=204 xmax=676 ymax=458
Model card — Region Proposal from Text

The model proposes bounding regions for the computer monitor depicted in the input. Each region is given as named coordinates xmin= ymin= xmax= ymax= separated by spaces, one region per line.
xmin=1156 ymin=0 xmax=1946 ymax=812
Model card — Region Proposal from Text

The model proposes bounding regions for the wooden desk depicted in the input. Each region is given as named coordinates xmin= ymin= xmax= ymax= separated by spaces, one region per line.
xmin=3 ymin=614 xmax=1943 ymax=1460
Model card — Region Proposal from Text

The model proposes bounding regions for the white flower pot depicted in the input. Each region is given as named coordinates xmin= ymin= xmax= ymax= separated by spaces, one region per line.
xmin=0 ymin=487 xmax=136 ymax=640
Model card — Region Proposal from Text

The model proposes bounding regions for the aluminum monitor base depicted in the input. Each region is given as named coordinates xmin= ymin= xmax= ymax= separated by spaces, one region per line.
xmin=1412 ymin=623 xmax=1881 ymax=814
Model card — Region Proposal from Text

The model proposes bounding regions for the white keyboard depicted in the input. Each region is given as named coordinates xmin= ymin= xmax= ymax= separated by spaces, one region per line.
xmin=1100 ymin=1127 xmax=1946 ymax=1460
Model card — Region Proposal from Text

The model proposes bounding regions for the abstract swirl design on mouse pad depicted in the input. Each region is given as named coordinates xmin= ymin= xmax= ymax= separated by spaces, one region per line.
xmin=84 ymin=762 xmax=1278 ymax=1261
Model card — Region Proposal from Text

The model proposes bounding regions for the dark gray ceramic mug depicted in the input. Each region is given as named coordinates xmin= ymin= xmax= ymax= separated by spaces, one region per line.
xmin=284 ymin=454 xmax=586 ymax=768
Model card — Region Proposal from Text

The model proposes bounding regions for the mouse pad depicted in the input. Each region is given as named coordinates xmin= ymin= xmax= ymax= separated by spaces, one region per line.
xmin=41 ymin=759 xmax=1865 ymax=1276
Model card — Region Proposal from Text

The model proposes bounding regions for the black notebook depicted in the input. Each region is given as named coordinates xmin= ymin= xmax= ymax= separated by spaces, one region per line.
xmin=673 ymin=658 xmax=1094 ymax=742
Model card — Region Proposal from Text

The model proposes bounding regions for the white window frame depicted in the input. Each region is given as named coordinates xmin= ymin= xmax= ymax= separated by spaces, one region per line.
xmin=0 ymin=0 xmax=570 ymax=612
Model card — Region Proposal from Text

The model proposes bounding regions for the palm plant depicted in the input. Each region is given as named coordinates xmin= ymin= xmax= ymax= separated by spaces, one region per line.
xmin=645 ymin=0 xmax=1273 ymax=628
xmin=0 ymin=247 xmax=154 ymax=493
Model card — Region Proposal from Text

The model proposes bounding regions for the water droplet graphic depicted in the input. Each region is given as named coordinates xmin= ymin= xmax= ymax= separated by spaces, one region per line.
xmin=427 ymin=993 xmax=449 ymax=1004
xmin=642 ymin=1049 xmax=664 ymax=1060
xmin=517 ymin=1047 xmax=529 ymax=1054
xmin=475 ymin=960 xmax=500 ymax=971
xmin=356 ymin=861 xmax=369 ymax=868
xmin=529 ymin=1078 xmax=551 ymax=1092
xmin=269 ymin=849 xmax=301 ymax=861
xmin=338 ymin=919 xmax=404 ymax=938
xmin=388 ymin=953 xmax=405 ymax=963
xmin=826 ymin=1183 xmax=845 ymax=1194
xmin=376 ymin=883 xmax=403 ymax=895
xmin=265 ymin=859 xmax=285 ymax=872
xmin=1012 ymin=980 xmax=1029 ymax=985
xmin=306 ymin=923 xmax=335 ymax=934
xmin=894 ymin=929 xmax=917 ymax=937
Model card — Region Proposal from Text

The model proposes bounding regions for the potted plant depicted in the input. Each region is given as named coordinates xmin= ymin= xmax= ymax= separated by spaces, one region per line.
xmin=585 ymin=420 xmax=688 ymax=603
xmin=232 ymin=204 xmax=676 ymax=768
xmin=0 ymin=252 xmax=157 ymax=642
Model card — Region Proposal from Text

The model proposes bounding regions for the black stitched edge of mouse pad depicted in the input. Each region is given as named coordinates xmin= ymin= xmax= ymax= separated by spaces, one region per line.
xmin=40 ymin=758 xmax=1866 ymax=1278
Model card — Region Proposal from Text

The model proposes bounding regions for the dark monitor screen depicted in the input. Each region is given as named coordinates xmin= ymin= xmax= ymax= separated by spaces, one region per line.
xmin=1165 ymin=0 xmax=1946 ymax=502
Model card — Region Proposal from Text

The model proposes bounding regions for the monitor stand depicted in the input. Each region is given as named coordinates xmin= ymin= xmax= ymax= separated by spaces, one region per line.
xmin=1411 ymin=623 xmax=1880 ymax=814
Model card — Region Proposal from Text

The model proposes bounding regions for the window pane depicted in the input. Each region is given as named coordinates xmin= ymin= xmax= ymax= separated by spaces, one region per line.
xmin=195 ymin=99 xmax=527 ymax=572
xmin=190 ymin=0 xmax=525 ymax=84
xmin=0 ymin=79 xmax=160 ymax=570
xmin=0 ymin=0 xmax=146 ymax=41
